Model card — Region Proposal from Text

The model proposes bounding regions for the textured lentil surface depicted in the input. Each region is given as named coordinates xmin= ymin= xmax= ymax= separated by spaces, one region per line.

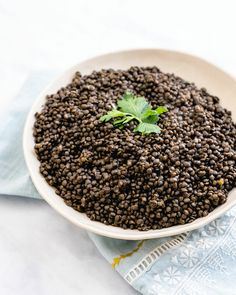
xmin=33 ymin=67 xmax=236 ymax=231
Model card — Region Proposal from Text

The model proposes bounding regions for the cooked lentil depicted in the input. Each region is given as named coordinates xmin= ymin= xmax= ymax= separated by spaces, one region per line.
xmin=33 ymin=66 xmax=236 ymax=231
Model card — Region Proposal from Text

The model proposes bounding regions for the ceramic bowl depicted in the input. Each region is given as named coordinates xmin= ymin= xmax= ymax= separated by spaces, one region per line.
xmin=23 ymin=49 xmax=236 ymax=240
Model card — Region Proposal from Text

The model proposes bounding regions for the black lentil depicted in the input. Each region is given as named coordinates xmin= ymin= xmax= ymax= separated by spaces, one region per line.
xmin=33 ymin=66 xmax=236 ymax=231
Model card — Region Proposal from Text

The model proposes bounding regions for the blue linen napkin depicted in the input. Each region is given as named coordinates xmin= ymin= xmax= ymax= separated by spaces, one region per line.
xmin=1 ymin=72 xmax=236 ymax=295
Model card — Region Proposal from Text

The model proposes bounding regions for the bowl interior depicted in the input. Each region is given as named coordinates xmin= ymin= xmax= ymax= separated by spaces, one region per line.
xmin=23 ymin=49 xmax=236 ymax=240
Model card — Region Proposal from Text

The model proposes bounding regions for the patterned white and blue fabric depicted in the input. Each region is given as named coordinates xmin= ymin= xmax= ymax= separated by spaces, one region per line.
xmin=1 ymin=72 xmax=236 ymax=295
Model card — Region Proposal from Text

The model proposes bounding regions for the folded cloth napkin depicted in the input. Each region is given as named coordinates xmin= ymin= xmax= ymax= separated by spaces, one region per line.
xmin=1 ymin=72 xmax=236 ymax=295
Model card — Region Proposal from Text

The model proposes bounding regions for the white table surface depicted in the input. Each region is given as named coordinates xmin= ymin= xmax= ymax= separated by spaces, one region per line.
xmin=0 ymin=0 xmax=236 ymax=294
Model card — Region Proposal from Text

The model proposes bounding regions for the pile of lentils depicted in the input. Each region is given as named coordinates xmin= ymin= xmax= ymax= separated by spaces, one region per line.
xmin=33 ymin=66 xmax=236 ymax=231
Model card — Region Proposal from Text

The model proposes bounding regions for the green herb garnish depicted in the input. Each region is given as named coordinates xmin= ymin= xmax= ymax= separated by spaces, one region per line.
xmin=100 ymin=92 xmax=168 ymax=135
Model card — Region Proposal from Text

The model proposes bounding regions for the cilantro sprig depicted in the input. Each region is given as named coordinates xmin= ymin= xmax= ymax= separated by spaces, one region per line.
xmin=100 ymin=92 xmax=168 ymax=135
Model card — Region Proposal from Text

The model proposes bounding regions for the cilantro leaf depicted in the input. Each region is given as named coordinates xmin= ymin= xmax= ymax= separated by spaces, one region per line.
xmin=134 ymin=122 xmax=161 ymax=134
xmin=117 ymin=92 xmax=149 ymax=118
xmin=113 ymin=116 xmax=133 ymax=126
xmin=156 ymin=106 xmax=168 ymax=115
xmin=99 ymin=91 xmax=168 ymax=135
xmin=142 ymin=115 xmax=159 ymax=124
xmin=141 ymin=109 xmax=159 ymax=124
xmin=100 ymin=110 xmax=125 ymax=122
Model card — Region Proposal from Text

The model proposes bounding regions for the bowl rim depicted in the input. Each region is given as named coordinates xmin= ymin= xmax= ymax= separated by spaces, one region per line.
xmin=23 ymin=48 xmax=236 ymax=240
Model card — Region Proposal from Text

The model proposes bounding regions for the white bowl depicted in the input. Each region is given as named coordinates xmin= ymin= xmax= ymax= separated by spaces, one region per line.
xmin=23 ymin=49 xmax=236 ymax=240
